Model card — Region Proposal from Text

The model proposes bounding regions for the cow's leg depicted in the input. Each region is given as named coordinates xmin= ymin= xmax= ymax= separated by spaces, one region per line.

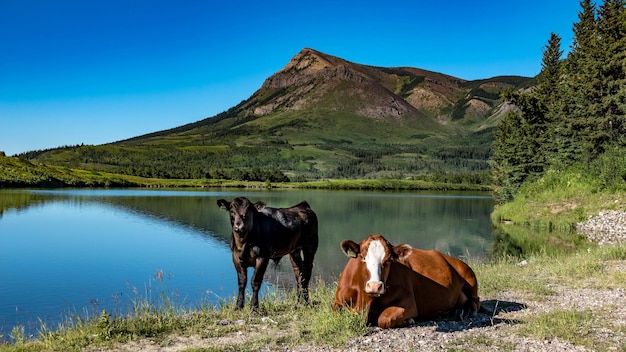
xmin=377 ymin=306 xmax=409 ymax=329
xmin=232 ymin=251 xmax=248 ymax=309
xmin=288 ymin=252 xmax=305 ymax=303
xmin=250 ymin=257 xmax=270 ymax=310
xmin=301 ymin=249 xmax=316 ymax=304
xmin=232 ymin=254 xmax=247 ymax=310
xmin=236 ymin=269 xmax=247 ymax=309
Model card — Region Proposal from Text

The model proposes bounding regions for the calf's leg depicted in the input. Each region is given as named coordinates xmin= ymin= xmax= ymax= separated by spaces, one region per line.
xmin=289 ymin=252 xmax=306 ymax=303
xmin=301 ymin=249 xmax=316 ymax=304
xmin=233 ymin=255 xmax=247 ymax=310
xmin=250 ymin=258 xmax=270 ymax=310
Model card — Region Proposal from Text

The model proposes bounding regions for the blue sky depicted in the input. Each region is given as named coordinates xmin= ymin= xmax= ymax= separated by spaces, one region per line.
xmin=1 ymin=0 xmax=582 ymax=156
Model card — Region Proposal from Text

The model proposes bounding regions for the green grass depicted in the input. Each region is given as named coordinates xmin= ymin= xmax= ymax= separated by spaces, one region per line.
xmin=492 ymin=166 xmax=626 ymax=231
xmin=492 ymin=147 xmax=626 ymax=231
xmin=474 ymin=245 xmax=626 ymax=300
xmin=0 ymin=280 xmax=366 ymax=351
xmin=518 ymin=310 xmax=596 ymax=347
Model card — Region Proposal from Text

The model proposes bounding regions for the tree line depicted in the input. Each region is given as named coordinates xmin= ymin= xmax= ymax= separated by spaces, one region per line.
xmin=490 ymin=0 xmax=626 ymax=203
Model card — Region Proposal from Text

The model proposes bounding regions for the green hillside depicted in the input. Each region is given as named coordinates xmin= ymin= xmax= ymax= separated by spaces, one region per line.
xmin=20 ymin=49 xmax=533 ymax=183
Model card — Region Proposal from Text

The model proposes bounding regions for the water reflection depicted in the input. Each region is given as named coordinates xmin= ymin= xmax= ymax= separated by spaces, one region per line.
xmin=492 ymin=224 xmax=589 ymax=257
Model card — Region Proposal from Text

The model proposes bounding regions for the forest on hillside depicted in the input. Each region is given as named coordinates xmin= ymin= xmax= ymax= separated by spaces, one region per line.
xmin=490 ymin=0 xmax=626 ymax=203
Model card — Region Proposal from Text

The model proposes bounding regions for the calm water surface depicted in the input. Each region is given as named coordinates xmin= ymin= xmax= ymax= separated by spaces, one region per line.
xmin=0 ymin=188 xmax=495 ymax=339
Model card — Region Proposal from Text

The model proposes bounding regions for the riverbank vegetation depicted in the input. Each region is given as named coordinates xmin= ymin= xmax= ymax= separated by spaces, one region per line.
xmin=490 ymin=0 xmax=626 ymax=230
xmin=0 ymin=155 xmax=490 ymax=191
xmin=491 ymin=151 xmax=626 ymax=231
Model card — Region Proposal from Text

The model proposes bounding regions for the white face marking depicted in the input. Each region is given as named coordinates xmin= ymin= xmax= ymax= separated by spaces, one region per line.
xmin=364 ymin=240 xmax=386 ymax=284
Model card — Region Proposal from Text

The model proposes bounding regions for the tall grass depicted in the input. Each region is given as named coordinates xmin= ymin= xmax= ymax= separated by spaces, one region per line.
xmin=0 ymin=278 xmax=365 ymax=351
xmin=491 ymin=154 xmax=626 ymax=230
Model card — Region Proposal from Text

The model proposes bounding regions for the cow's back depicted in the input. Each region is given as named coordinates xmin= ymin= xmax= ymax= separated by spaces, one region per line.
xmin=395 ymin=246 xmax=458 ymax=288
xmin=395 ymin=245 xmax=479 ymax=314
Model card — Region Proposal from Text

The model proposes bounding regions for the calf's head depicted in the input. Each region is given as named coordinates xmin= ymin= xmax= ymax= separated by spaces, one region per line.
xmin=341 ymin=234 xmax=398 ymax=297
xmin=217 ymin=197 xmax=256 ymax=237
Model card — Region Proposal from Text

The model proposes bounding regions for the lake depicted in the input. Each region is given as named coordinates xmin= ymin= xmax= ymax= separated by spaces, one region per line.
xmin=0 ymin=188 xmax=495 ymax=340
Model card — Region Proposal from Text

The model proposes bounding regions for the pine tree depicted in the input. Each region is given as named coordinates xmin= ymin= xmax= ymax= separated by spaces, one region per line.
xmin=537 ymin=33 xmax=564 ymax=106
xmin=490 ymin=112 xmax=524 ymax=203
xmin=491 ymin=33 xmax=563 ymax=202
xmin=562 ymin=0 xmax=600 ymax=161
xmin=537 ymin=33 xmax=564 ymax=164
xmin=564 ymin=0 xmax=626 ymax=157
xmin=596 ymin=0 xmax=626 ymax=148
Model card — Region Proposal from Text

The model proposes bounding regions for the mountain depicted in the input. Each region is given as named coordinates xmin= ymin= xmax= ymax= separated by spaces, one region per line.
xmin=26 ymin=48 xmax=534 ymax=182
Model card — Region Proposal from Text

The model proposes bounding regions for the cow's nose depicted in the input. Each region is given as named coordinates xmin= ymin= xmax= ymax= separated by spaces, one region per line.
xmin=365 ymin=280 xmax=385 ymax=295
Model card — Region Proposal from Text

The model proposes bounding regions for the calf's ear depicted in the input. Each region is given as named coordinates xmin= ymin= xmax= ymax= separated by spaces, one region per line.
xmin=254 ymin=201 xmax=266 ymax=211
xmin=340 ymin=240 xmax=360 ymax=258
xmin=216 ymin=199 xmax=230 ymax=210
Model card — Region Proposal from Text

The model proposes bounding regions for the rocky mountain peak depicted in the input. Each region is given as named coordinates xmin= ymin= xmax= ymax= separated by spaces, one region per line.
xmin=245 ymin=48 xmax=531 ymax=125
xmin=280 ymin=48 xmax=346 ymax=73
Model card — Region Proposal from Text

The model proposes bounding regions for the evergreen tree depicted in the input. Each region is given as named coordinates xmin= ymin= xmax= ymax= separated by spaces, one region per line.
xmin=596 ymin=0 xmax=626 ymax=148
xmin=563 ymin=0 xmax=600 ymax=161
xmin=563 ymin=0 xmax=626 ymax=157
xmin=537 ymin=33 xmax=564 ymax=106
xmin=491 ymin=33 xmax=562 ymax=202
xmin=490 ymin=112 xmax=529 ymax=203
xmin=537 ymin=33 xmax=564 ymax=164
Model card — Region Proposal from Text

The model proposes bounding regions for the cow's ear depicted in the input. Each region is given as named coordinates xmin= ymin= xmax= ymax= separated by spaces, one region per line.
xmin=254 ymin=201 xmax=266 ymax=211
xmin=216 ymin=199 xmax=230 ymax=210
xmin=394 ymin=244 xmax=413 ymax=261
xmin=340 ymin=240 xmax=360 ymax=258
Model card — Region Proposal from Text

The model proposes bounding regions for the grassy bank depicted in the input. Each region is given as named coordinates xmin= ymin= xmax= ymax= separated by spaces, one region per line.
xmin=0 ymin=155 xmax=490 ymax=191
xmin=491 ymin=166 xmax=626 ymax=231
xmin=0 ymin=280 xmax=367 ymax=351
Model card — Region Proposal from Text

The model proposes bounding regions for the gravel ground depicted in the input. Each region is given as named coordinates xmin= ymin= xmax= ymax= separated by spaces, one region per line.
xmin=577 ymin=210 xmax=626 ymax=246
xmin=95 ymin=210 xmax=626 ymax=352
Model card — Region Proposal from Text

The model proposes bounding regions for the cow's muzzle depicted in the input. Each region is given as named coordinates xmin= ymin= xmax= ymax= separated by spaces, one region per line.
xmin=365 ymin=280 xmax=385 ymax=296
xmin=233 ymin=222 xmax=245 ymax=234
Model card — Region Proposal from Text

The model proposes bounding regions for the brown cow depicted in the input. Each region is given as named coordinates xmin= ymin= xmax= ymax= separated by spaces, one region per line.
xmin=332 ymin=234 xmax=479 ymax=328
xmin=217 ymin=197 xmax=318 ymax=310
